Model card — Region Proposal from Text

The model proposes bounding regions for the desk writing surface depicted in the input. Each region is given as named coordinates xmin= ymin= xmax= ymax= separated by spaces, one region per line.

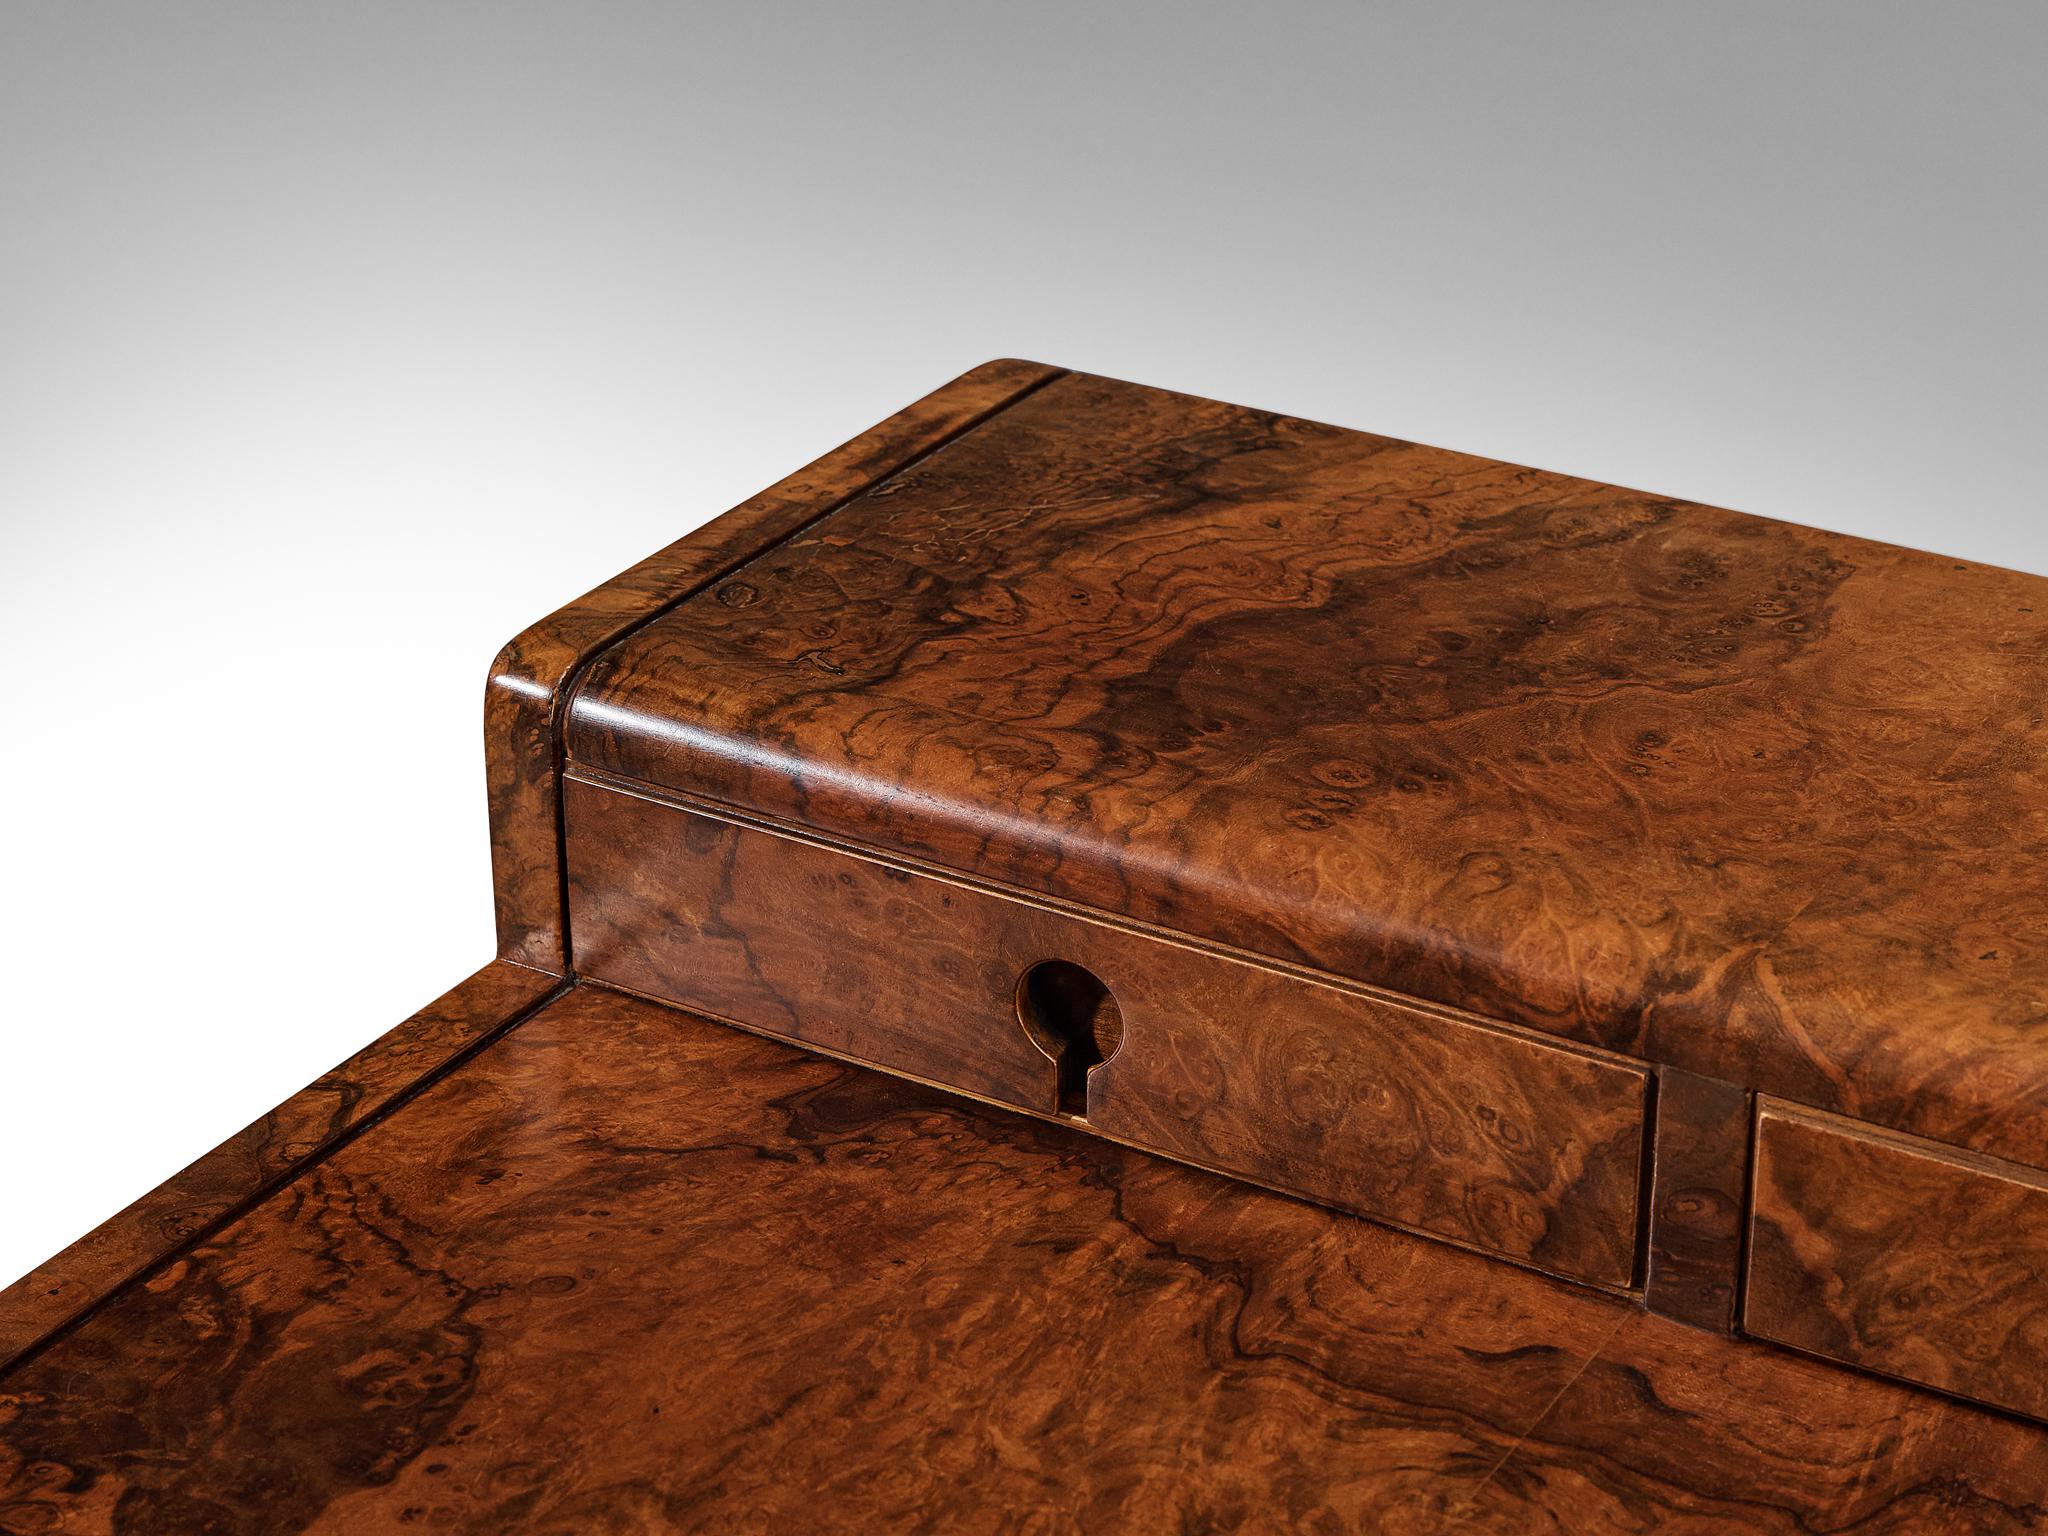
xmin=3 ymin=983 xmax=2041 ymax=1534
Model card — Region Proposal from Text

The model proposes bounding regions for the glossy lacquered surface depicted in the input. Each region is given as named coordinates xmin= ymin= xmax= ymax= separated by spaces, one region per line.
xmin=566 ymin=778 xmax=1650 ymax=1287
xmin=0 ymin=961 xmax=559 ymax=1369
xmin=567 ymin=367 xmax=2048 ymax=1172
xmin=13 ymin=360 xmax=2046 ymax=1527
xmin=6 ymin=985 xmax=2045 ymax=1534
xmin=485 ymin=358 xmax=1061 ymax=972
xmin=1746 ymin=1098 xmax=2048 ymax=1421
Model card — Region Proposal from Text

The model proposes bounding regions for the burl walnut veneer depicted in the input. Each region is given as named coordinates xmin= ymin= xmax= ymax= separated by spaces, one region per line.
xmin=9 ymin=988 xmax=2048 ymax=1533
xmin=8 ymin=361 xmax=2048 ymax=1530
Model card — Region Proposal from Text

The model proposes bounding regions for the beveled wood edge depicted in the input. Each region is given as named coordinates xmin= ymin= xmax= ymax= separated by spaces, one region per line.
xmin=1749 ymin=1094 xmax=2048 ymax=1190
xmin=0 ymin=959 xmax=565 ymax=1378
xmin=485 ymin=358 xmax=1067 ymax=974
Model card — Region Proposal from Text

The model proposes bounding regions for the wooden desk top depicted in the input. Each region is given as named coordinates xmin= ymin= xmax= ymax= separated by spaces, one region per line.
xmin=15 ymin=364 xmax=2048 ymax=1526
xmin=569 ymin=366 xmax=2048 ymax=1166
xmin=5 ymin=978 xmax=2044 ymax=1533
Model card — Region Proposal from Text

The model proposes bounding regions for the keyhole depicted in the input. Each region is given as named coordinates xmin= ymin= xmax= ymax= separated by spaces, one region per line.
xmin=1015 ymin=960 xmax=1125 ymax=1118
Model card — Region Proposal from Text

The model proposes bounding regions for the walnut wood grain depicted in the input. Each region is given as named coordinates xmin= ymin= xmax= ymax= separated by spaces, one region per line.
xmin=5 ymin=985 xmax=2044 ymax=1533
xmin=1465 ymin=1301 xmax=2048 ymax=1534
xmin=486 ymin=357 xmax=1061 ymax=971
xmin=565 ymin=367 xmax=2048 ymax=1169
xmin=0 ymin=960 xmax=558 ymax=1370
xmin=1642 ymin=1067 xmax=1749 ymax=1331
xmin=1745 ymin=1097 xmax=2048 ymax=1422
xmin=566 ymin=778 xmax=1649 ymax=1287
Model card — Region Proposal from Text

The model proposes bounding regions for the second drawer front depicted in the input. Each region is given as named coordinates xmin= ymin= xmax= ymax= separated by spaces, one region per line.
xmin=565 ymin=777 xmax=1650 ymax=1288
xmin=1746 ymin=1099 xmax=2048 ymax=1421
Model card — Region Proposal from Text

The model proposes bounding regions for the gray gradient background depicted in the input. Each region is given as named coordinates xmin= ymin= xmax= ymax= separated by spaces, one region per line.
xmin=2 ymin=2 xmax=2044 ymax=1288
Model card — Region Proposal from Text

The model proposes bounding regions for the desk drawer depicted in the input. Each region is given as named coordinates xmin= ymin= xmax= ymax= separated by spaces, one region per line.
xmin=565 ymin=776 xmax=1650 ymax=1288
xmin=1746 ymin=1099 xmax=2048 ymax=1422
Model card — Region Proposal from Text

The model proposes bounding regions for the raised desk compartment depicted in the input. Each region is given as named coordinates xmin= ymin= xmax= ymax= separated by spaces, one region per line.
xmin=564 ymin=775 xmax=1650 ymax=1289
xmin=1746 ymin=1099 xmax=2048 ymax=1422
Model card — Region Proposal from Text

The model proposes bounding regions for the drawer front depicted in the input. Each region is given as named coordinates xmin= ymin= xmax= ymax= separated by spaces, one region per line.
xmin=1747 ymin=1099 xmax=2048 ymax=1421
xmin=565 ymin=777 xmax=1650 ymax=1287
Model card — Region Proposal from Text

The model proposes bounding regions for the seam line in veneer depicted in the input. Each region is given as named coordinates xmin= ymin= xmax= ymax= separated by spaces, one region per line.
xmin=1759 ymin=1093 xmax=2048 ymax=1185
xmin=574 ymin=974 xmax=1644 ymax=1299
xmin=1455 ymin=1310 xmax=1629 ymax=1517
xmin=562 ymin=766 xmax=1650 ymax=1080
xmin=0 ymin=975 xmax=574 ymax=1384
xmin=1631 ymin=1070 xmax=1661 ymax=1292
xmin=1732 ymin=1087 xmax=1763 ymax=1334
xmin=545 ymin=365 xmax=1070 ymax=976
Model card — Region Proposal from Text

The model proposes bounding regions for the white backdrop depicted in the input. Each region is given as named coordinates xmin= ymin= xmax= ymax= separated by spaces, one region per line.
xmin=4 ymin=1 xmax=2045 ymax=1290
